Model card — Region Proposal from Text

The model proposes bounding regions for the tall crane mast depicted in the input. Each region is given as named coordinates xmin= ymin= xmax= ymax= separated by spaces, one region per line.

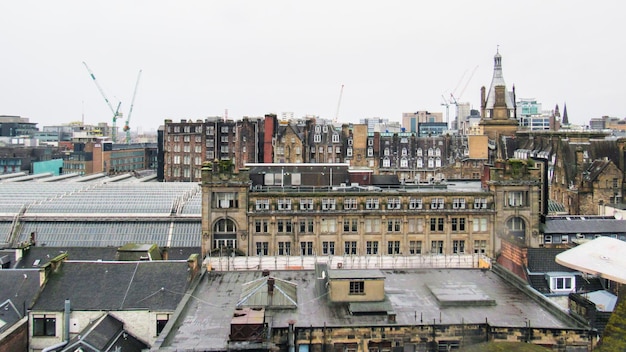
xmin=334 ymin=84 xmax=344 ymax=125
xmin=82 ymin=61 xmax=122 ymax=143
xmin=123 ymin=70 xmax=142 ymax=144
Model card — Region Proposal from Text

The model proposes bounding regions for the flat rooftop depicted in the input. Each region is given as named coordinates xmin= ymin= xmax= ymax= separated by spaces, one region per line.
xmin=160 ymin=268 xmax=578 ymax=351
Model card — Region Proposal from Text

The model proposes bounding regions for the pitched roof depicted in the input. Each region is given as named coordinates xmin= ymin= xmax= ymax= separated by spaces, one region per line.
xmin=526 ymin=248 xmax=572 ymax=273
xmin=542 ymin=218 xmax=626 ymax=234
xmin=32 ymin=261 xmax=191 ymax=311
xmin=62 ymin=313 xmax=148 ymax=352
xmin=14 ymin=246 xmax=197 ymax=269
xmin=0 ymin=269 xmax=41 ymax=333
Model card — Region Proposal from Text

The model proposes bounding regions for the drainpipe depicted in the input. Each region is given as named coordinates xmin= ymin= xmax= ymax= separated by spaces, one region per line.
xmin=288 ymin=320 xmax=295 ymax=352
xmin=42 ymin=299 xmax=70 ymax=352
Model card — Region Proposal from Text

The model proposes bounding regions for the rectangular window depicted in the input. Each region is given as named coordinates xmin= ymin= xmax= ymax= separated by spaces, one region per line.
xmin=387 ymin=219 xmax=401 ymax=232
xmin=474 ymin=240 xmax=487 ymax=254
xmin=553 ymin=277 xmax=573 ymax=290
xmin=349 ymin=281 xmax=365 ymax=295
xmin=343 ymin=218 xmax=358 ymax=232
xmin=278 ymin=242 xmax=291 ymax=255
xmin=366 ymin=241 xmax=379 ymax=254
xmin=472 ymin=218 xmax=488 ymax=232
xmin=300 ymin=241 xmax=313 ymax=255
xmin=344 ymin=198 xmax=358 ymax=210
xmin=320 ymin=219 xmax=336 ymax=233
xmin=364 ymin=219 xmax=380 ymax=233
xmin=366 ymin=198 xmax=379 ymax=210
xmin=544 ymin=235 xmax=553 ymax=244
xmin=453 ymin=240 xmax=465 ymax=254
xmin=430 ymin=218 xmax=444 ymax=232
xmin=254 ymin=220 xmax=268 ymax=233
xmin=255 ymin=199 xmax=269 ymax=211
xmin=277 ymin=198 xmax=292 ymax=211
xmin=33 ymin=315 xmax=56 ymax=336
xmin=409 ymin=240 xmax=422 ymax=254
xmin=322 ymin=241 xmax=335 ymax=255
xmin=474 ymin=198 xmax=487 ymax=209
xmin=409 ymin=198 xmax=423 ymax=210
xmin=431 ymin=240 xmax=444 ymax=254
xmin=451 ymin=218 xmax=466 ymax=232
xmin=300 ymin=198 xmax=314 ymax=211
xmin=408 ymin=218 xmax=424 ymax=233
xmin=256 ymin=242 xmax=269 ymax=256
xmin=344 ymin=241 xmax=357 ymax=255
xmin=214 ymin=192 xmax=238 ymax=209
xmin=387 ymin=198 xmax=401 ymax=210
xmin=452 ymin=198 xmax=466 ymax=209
xmin=299 ymin=218 xmax=314 ymax=233
xmin=561 ymin=235 xmax=569 ymax=244
xmin=431 ymin=198 xmax=444 ymax=210
xmin=156 ymin=314 xmax=170 ymax=336
xmin=508 ymin=191 xmax=525 ymax=207
xmin=277 ymin=220 xmax=293 ymax=233
xmin=387 ymin=241 xmax=401 ymax=254
xmin=321 ymin=198 xmax=336 ymax=211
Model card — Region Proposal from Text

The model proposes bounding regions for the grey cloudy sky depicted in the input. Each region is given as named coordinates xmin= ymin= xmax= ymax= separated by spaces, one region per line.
xmin=1 ymin=1 xmax=624 ymax=132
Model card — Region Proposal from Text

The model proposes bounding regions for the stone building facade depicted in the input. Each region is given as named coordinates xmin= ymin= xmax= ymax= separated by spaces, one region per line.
xmin=200 ymin=159 xmax=545 ymax=260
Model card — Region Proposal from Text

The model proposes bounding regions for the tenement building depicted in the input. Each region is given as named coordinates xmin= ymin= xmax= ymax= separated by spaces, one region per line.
xmin=200 ymin=159 xmax=545 ymax=260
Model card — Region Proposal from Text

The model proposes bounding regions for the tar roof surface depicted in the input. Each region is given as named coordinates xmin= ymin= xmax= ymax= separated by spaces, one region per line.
xmin=161 ymin=268 xmax=577 ymax=351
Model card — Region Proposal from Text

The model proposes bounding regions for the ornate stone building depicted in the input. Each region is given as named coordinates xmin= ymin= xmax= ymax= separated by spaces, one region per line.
xmin=200 ymin=159 xmax=546 ymax=260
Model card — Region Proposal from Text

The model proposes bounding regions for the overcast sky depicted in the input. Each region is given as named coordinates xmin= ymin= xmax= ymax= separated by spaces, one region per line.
xmin=1 ymin=1 xmax=624 ymax=133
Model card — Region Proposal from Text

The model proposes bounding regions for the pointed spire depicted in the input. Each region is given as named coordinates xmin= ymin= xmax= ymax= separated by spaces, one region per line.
xmin=554 ymin=104 xmax=560 ymax=118
xmin=562 ymin=103 xmax=569 ymax=125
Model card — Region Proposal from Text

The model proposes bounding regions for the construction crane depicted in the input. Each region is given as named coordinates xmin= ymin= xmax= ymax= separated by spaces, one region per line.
xmin=440 ymin=95 xmax=450 ymax=126
xmin=123 ymin=70 xmax=142 ymax=144
xmin=83 ymin=61 xmax=122 ymax=143
xmin=334 ymin=84 xmax=344 ymax=124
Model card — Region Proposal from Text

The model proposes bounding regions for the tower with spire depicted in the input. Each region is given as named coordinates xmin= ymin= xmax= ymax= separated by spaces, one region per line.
xmin=561 ymin=103 xmax=569 ymax=125
xmin=479 ymin=48 xmax=519 ymax=139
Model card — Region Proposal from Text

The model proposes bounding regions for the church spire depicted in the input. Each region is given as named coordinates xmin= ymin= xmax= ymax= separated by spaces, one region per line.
xmin=562 ymin=103 xmax=569 ymax=125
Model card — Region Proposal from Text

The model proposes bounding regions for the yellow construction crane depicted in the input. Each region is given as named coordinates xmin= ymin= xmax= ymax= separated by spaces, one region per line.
xmin=123 ymin=70 xmax=142 ymax=144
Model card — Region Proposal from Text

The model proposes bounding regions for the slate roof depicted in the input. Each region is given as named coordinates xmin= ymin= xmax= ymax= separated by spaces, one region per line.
xmin=32 ymin=260 xmax=192 ymax=311
xmin=526 ymin=248 xmax=572 ymax=273
xmin=13 ymin=246 xmax=198 ymax=269
xmin=0 ymin=269 xmax=41 ymax=333
xmin=542 ymin=218 xmax=626 ymax=235
xmin=584 ymin=159 xmax=610 ymax=182
xmin=61 ymin=313 xmax=148 ymax=352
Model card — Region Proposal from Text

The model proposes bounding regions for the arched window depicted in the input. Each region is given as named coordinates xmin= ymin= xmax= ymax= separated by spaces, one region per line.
xmin=213 ymin=218 xmax=237 ymax=249
xmin=506 ymin=217 xmax=526 ymax=243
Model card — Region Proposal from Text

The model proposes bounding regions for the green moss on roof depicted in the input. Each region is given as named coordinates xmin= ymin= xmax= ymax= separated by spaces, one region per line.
xmin=596 ymin=291 xmax=626 ymax=352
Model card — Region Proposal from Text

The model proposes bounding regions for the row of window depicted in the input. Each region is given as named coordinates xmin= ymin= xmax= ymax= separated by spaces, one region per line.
xmin=250 ymin=239 xmax=488 ymax=256
xmin=254 ymin=197 xmax=489 ymax=211
xmin=168 ymin=125 xmax=230 ymax=134
xmin=33 ymin=314 xmax=171 ymax=337
xmin=250 ymin=217 xmax=489 ymax=234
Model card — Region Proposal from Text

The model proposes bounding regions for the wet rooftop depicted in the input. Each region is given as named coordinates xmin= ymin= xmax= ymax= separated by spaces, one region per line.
xmin=159 ymin=268 xmax=578 ymax=351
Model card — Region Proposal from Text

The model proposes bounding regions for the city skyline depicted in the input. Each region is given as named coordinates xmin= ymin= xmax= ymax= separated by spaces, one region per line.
xmin=1 ymin=1 xmax=625 ymax=132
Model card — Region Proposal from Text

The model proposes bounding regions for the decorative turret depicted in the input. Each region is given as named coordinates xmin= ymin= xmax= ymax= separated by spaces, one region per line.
xmin=479 ymin=48 xmax=519 ymax=140
xmin=482 ymin=48 xmax=515 ymax=120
